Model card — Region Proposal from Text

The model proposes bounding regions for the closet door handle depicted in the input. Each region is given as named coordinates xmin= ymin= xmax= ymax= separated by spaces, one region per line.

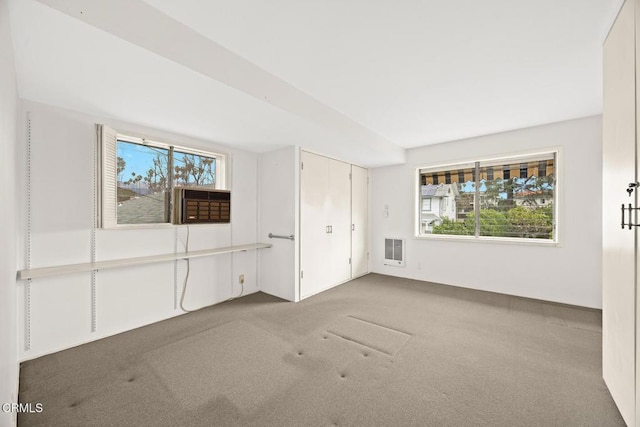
xmin=622 ymin=204 xmax=625 ymax=229
xmin=352 ymin=224 xmax=355 ymax=231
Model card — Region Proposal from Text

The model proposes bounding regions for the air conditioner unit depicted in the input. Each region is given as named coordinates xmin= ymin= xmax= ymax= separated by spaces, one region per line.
xmin=173 ymin=188 xmax=231 ymax=224
xmin=384 ymin=238 xmax=405 ymax=267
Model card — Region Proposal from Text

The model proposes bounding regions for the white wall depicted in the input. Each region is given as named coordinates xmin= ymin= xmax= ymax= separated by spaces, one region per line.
xmin=0 ymin=0 xmax=19 ymax=423
xmin=257 ymin=146 xmax=299 ymax=301
xmin=371 ymin=116 xmax=603 ymax=308
xmin=16 ymin=101 xmax=259 ymax=360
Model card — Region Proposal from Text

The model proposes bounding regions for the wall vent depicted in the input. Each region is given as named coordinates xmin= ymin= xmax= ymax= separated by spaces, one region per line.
xmin=384 ymin=238 xmax=405 ymax=267
xmin=173 ymin=188 xmax=231 ymax=224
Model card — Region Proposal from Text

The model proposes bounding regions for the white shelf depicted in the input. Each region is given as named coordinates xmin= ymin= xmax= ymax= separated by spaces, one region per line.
xmin=17 ymin=243 xmax=272 ymax=280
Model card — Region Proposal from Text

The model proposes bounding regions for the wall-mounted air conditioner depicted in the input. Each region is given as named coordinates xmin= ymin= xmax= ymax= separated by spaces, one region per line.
xmin=384 ymin=238 xmax=405 ymax=267
xmin=173 ymin=188 xmax=231 ymax=224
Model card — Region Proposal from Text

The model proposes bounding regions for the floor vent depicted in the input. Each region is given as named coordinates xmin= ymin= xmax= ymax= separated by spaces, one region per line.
xmin=384 ymin=238 xmax=405 ymax=267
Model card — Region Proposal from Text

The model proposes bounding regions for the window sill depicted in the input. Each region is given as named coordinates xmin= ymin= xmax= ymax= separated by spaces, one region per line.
xmin=101 ymin=222 xmax=231 ymax=230
xmin=414 ymin=234 xmax=559 ymax=247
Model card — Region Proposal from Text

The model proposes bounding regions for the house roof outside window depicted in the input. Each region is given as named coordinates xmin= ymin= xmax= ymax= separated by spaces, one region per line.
xmin=421 ymin=184 xmax=460 ymax=198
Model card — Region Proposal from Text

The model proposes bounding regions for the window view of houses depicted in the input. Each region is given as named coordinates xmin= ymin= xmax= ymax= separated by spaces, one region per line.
xmin=419 ymin=156 xmax=555 ymax=240
xmin=420 ymin=183 xmax=460 ymax=233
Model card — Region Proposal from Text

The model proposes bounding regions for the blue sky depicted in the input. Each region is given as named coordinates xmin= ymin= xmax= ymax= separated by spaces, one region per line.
xmin=117 ymin=141 xmax=167 ymax=182
xmin=117 ymin=141 xmax=216 ymax=185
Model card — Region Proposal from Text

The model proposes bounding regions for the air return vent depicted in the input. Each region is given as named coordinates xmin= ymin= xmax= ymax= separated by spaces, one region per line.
xmin=174 ymin=188 xmax=231 ymax=224
xmin=384 ymin=238 xmax=405 ymax=267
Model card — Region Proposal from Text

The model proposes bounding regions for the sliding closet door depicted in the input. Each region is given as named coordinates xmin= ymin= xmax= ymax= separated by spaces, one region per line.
xmin=300 ymin=151 xmax=356 ymax=299
xmin=602 ymin=0 xmax=637 ymax=424
xmin=327 ymin=158 xmax=352 ymax=286
xmin=351 ymin=165 xmax=368 ymax=278
xmin=300 ymin=151 xmax=331 ymax=299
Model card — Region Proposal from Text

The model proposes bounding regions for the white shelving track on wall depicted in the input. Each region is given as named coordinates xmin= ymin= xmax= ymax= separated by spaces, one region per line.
xmin=17 ymin=243 xmax=272 ymax=280
xmin=25 ymin=112 xmax=32 ymax=351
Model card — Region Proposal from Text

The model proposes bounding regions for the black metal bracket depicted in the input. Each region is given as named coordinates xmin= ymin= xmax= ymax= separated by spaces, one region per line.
xmin=621 ymin=203 xmax=640 ymax=229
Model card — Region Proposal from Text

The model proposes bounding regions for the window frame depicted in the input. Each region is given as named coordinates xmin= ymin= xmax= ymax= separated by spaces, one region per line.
xmin=97 ymin=125 xmax=228 ymax=229
xmin=414 ymin=148 xmax=561 ymax=246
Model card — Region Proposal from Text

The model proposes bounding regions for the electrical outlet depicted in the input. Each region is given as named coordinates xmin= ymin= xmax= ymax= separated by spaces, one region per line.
xmin=239 ymin=274 xmax=245 ymax=284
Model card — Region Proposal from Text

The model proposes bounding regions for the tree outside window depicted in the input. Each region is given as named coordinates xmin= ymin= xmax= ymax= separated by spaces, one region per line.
xmin=116 ymin=140 xmax=218 ymax=225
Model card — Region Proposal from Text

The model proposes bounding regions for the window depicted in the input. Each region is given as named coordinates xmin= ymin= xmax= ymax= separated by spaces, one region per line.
xmin=98 ymin=125 xmax=226 ymax=227
xmin=417 ymin=151 xmax=557 ymax=242
xmin=116 ymin=141 xmax=169 ymax=224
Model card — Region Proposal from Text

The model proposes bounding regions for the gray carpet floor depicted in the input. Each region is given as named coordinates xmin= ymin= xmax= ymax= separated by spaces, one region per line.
xmin=18 ymin=273 xmax=625 ymax=426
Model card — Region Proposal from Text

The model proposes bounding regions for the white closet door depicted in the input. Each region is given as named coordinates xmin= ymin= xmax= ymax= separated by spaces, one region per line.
xmin=351 ymin=165 xmax=368 ymax=278
xmin=328 ymin=158 xmax=352 ymax=286
xmin=636 ymin=1 xmax=640 ymax=419
xmin=300 ymin=151 xmax=331 ymax=298
xmin=602 ymin=0 xmax=637 ymax=424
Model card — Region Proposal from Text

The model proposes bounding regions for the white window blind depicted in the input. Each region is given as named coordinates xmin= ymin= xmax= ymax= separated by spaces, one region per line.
xmin=97 ymin=124 xmax=118 ymax=228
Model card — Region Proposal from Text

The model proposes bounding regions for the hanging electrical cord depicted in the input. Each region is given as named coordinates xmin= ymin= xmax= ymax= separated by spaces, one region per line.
xmin=226 ymin=258 xmax=244 ymax=303
xmin=224 ymin=159 xmax=243 ymax=302
xmin=225 ymin=203 xmax=245 ymax=302
xmin=228 ymin=280 xmax=244 ymax=301
xmin=179 ymin=225 xmax=193 ymax=313
xmin=179 ymin=181 xmax=245 ymax=312
xmin=179 ymin=221 xmax=243 ymax=313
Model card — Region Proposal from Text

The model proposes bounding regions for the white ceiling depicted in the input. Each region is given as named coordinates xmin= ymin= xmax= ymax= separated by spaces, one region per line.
xmin=8 ymin=0 xmax=623 ymax=167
